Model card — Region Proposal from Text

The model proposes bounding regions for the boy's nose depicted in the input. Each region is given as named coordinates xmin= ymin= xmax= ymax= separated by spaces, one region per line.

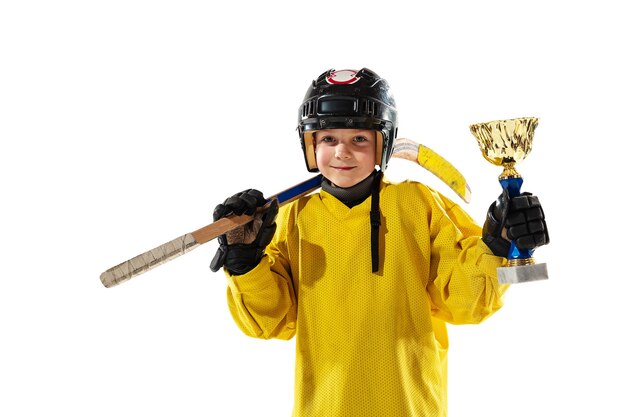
xmin=335 ymin=144 xmax=351 ymax=159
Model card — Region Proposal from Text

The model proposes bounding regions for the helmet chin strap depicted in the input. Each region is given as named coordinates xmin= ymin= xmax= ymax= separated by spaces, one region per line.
xmin=369 ymin=171 xmax=382 ymax=273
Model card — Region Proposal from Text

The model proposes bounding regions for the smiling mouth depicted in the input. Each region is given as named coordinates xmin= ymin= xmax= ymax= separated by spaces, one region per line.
xmin=331 ymin=166 xmax=356 ymax=171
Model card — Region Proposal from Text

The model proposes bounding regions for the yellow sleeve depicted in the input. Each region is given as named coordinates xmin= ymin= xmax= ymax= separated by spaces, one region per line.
xmin=225 ymin=205 xmax=298 ymax=340
xmin=424 ymin=188 xmax=509 ymax=324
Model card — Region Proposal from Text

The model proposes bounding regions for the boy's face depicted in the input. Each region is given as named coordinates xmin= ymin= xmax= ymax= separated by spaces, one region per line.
xmin=314 ymin=129 xmax=376 ymax=188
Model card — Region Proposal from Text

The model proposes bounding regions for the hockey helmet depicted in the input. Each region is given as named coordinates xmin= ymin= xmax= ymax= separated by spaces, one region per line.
xmin=297 ymin=68 xmax=398 ymax=172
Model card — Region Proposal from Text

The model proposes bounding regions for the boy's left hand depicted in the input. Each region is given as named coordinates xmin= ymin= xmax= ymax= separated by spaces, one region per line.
xmin=482 ymin=190 xmax=549 ymax=257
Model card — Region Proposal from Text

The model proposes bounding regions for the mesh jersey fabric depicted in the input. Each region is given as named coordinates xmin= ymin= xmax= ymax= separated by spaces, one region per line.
xmin=225 ymin=178 xmax=508 ymax=417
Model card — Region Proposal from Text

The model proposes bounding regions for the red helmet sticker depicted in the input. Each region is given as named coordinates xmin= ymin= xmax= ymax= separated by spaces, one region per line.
xmin=326 ymin=69 xmax=360 ymax=85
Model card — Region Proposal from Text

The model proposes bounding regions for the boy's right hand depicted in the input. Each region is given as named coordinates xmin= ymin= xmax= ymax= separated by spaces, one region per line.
xmin=209 ymin=189 xmax=278 ymax=275
xmin=482 ymin=189 xmax=549 ymax=258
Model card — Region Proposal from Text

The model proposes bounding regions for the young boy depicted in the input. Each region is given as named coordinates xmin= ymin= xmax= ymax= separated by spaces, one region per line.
xmin=210 ymin=68 xmax=549 ymax=416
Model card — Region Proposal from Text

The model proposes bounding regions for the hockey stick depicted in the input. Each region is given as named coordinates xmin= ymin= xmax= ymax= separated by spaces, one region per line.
xmin=100 ymin=138 xmax=470 ymax=288
xmin=99 ymin=175 xmax=323 ymax=288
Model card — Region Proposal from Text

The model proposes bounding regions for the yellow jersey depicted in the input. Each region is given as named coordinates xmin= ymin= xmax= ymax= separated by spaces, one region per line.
xmin=225 ymin=178 xmax=507 ymax=417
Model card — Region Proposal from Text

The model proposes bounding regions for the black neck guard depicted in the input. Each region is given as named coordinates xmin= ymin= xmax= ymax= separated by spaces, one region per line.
xmin=321 ymin=171 xmax=377 ymax=208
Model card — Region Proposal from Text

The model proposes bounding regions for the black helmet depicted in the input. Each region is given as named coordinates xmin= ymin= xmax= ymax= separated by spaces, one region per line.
xmin=297 ymin=68 xmax=398 ymax=172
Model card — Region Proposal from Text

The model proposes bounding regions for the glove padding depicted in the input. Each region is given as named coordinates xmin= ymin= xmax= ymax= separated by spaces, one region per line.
xmin=210 ymin=189 xmax=279 ymax=275
xmin=482 ymin=189 xmax=549 ymax=258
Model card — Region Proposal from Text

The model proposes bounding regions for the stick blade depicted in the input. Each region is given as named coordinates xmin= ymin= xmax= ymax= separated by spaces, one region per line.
xmin=392 ymin=138 xmax=472 ymax=203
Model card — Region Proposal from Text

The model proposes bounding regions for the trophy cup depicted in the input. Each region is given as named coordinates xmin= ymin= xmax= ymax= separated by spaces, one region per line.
xmin=469 ymin=117 xmax=548 ymax=284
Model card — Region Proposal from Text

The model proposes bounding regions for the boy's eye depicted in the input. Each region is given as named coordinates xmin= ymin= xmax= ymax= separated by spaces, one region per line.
xmin=320 ymin=136 xmax=335 ymax=143
xmin=353 ymin=136 xmax=368 ymax=143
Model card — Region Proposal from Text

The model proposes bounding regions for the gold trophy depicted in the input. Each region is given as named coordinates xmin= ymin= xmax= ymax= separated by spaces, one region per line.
xmin=469 ymin=117 xmax=548 ymax=284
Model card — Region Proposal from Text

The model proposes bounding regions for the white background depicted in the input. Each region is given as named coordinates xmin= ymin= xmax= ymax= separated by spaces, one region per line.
xmin=1 ymin=1 xmax=624 ymax=416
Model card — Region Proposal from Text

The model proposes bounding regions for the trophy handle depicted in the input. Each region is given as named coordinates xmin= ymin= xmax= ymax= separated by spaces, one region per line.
xmin=499 ymin=177 xmax=534 ymax=261
xmin=497 ymin=176 xmax=548 ymax=283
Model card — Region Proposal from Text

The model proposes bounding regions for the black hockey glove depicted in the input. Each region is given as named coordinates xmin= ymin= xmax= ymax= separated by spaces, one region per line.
xmin=210 ymin=189 xmax=279 ymax=275
xmin=482 ymin=189 xmax=549 ymax=258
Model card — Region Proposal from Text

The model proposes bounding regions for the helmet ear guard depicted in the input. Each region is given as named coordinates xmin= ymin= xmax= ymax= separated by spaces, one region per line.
xmin=297 ymin=68 xmax=398 ymax=172
xmin=303 ymin=130 xmax=317 ymax=171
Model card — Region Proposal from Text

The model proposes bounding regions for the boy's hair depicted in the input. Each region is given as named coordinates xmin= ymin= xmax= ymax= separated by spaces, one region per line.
xmin=297 ymin=68 xmax=398 ymax=172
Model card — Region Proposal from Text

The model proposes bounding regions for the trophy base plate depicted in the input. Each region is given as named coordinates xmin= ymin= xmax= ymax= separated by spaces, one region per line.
xmin=497 ymin=263 xmax=548 ymax=284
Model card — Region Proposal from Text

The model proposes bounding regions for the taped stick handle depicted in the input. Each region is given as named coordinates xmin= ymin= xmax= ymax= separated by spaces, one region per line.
xmin=100 ymin=233 xmax=200 ymax=288
xmin=100 ymin=175 xmax=323 ymax=288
